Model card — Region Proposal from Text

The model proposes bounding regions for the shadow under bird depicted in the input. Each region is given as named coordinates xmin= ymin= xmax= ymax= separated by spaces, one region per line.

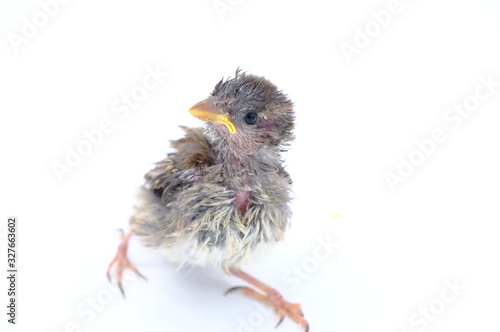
xmin=107 ymin=69 xmax=308 ymax=331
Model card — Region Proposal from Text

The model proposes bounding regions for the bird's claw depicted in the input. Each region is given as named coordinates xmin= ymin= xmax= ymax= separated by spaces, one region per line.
xmin=275 ymin=315 xmax=285 ymax=328
xmin=106 ymin=229 xmax=146 ymax=298
xmin=224 ymin=286 xmax=251 ymax=296
xmin=225 ymin=285 xmax=309 ymax=331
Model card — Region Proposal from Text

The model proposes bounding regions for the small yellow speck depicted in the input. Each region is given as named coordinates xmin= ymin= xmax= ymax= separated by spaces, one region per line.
xmin=332 ymin=213 xmax=341 ymax=221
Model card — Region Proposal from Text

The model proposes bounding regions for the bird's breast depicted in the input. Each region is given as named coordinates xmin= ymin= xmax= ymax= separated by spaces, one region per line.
xmin=234 ymin=190 xmax=251 ymax=215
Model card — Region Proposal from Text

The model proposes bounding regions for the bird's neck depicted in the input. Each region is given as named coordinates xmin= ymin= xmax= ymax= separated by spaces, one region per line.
xmin=217 ymin=144 xmax=270 ymax=216
xmin=216 ymin=140 xmax=264 ymax=173
xmin=206 ymin=128 xmax=279 ymax=185
xmin=205 ymin=128 xmax=285 ymax=216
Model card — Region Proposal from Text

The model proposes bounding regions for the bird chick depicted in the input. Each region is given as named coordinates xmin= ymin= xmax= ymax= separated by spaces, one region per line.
xmin=107 ymin=69 xmax=308 ymax=331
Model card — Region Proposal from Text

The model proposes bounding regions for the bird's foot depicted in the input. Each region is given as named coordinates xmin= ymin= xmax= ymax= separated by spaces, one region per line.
xmin=227 ymin=268 xmax=309 ymax=331
xmin=106 ymin=229 xmax=146 ymax=297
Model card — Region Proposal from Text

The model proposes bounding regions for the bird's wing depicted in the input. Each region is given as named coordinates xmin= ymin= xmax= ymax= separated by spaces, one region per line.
xmin=144 ymin=126 xmax=214 ymax=204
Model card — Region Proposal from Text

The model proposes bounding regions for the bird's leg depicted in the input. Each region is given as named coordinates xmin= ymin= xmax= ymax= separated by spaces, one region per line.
xmin=226 ymin=267 xmax=309 ymax=331
xmin=106 ymin=229 xmax=146 ymax=297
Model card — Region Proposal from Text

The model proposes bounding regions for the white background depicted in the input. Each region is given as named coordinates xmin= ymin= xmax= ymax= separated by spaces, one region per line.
xmin=1 ymin=0 xmax=500 ymax=331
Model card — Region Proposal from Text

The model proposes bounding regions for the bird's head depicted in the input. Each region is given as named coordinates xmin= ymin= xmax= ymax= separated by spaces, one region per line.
xmin=188 ymin=70 xmax=294 ymax=150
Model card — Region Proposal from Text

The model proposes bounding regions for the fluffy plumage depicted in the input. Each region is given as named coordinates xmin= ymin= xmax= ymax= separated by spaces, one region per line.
xmin=130 ymin=70 xmax=295 ymax=269
xmin=107 ymin=70 xmax=309 ymax=331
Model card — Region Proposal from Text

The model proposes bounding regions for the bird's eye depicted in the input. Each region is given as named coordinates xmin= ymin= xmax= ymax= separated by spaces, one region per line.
xmin=244 ymin=112 xmax=258 ymax=125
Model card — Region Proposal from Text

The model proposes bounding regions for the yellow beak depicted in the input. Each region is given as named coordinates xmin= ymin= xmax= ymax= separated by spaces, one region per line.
xmin=188 ymin=96 xmax=236 ymax=134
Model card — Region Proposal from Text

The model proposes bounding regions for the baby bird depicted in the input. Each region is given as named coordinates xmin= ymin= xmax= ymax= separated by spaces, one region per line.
xmin=107 ymin=69 xmax=308 ymax=330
